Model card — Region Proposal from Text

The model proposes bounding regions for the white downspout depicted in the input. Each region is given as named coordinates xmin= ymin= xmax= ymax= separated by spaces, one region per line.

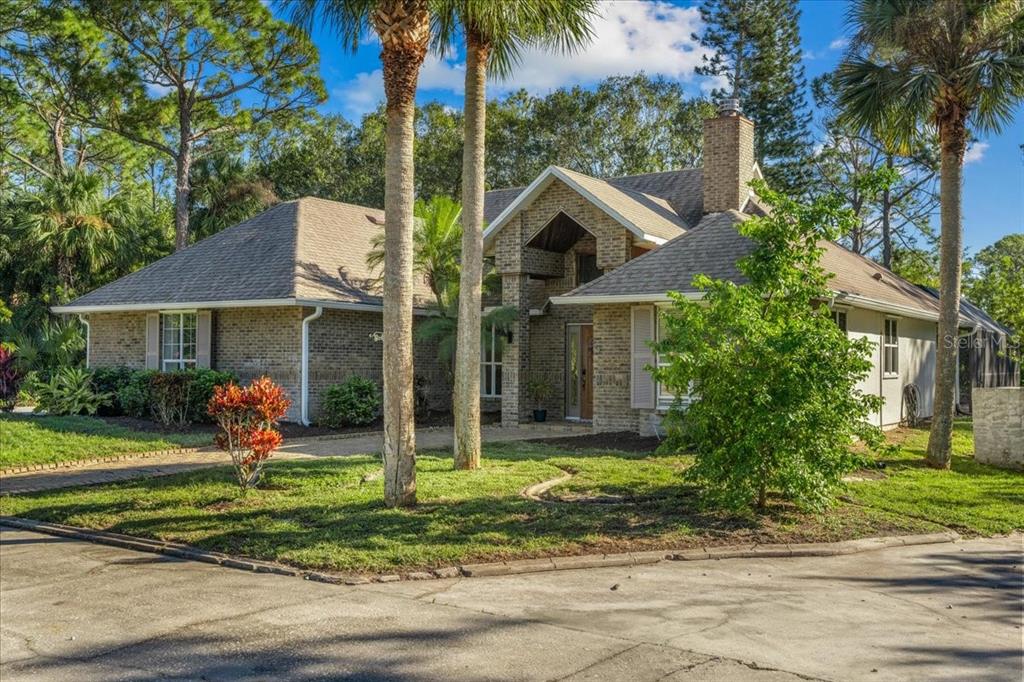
xmin=78 ymin=314 xmax=91 ymax=369
xmin=300 ymin=306 xmax=323 ymax=426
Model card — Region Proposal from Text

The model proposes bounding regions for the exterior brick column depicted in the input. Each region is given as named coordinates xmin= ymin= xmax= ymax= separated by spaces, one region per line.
xmin=501 ymin=273 xmax=530 ymax=426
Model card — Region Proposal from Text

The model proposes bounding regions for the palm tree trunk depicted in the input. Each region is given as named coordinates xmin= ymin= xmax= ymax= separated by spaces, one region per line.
xmin=926 ymin=120 xmax=966 ymax=469
xmin=453 ymin=32 xmax=489 ymax=471
xmin=376 ymin=0 xmax=428 ymax=507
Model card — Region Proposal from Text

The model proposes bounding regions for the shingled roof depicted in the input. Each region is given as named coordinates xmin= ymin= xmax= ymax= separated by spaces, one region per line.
xmin=554 ymin=210 xmax=944 ymax=320
xmin=54 ymin=197 xmax=433 ymax=313
xmin=483 ymin=168 xmax=704 ymax=231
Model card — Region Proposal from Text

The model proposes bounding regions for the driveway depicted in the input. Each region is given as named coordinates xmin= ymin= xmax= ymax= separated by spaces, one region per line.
xmin=1 ymin=527 xmax=1020 ymax=681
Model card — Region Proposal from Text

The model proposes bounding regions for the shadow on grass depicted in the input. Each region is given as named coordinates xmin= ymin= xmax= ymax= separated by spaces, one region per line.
xmin=2 ymin=454 xmax=876 ymax=572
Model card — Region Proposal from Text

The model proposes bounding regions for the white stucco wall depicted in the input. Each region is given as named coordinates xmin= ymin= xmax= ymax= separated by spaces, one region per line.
xmin=845 ymin=307 xmax=936 ymax=427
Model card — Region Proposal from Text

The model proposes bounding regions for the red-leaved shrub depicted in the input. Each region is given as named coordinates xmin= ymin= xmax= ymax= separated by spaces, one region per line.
xmin=208 ymin=376 xmax=290 ymax=492
xmin=0 ymin=346 xmax=25 ymax=412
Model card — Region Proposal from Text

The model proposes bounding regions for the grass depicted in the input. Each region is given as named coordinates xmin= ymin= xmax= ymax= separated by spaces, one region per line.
xmin=846 ymin=419 xmax=1024 ymax=536
xmin=0 ymin=413 xmax=211 ymax=468
xmin=1 ymin=420 xmax=1017 ymax=574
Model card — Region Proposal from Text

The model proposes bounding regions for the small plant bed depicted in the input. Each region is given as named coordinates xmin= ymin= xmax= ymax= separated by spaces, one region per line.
xmin=845 ymin=419 xmax=1024 ymax=535
xmin=528 ymin=431 xmax=662 ymax=454
xmin=0 ymin=437 xmax=954 ymax=575
xmin=0 ymin=413 xmax=211 ymax=469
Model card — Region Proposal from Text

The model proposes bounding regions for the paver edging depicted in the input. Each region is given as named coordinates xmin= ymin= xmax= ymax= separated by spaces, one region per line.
xmin=0 ymin=447 xmax=203 ymax=477
xmin=0 ymin=516 xmax=961 ymax=585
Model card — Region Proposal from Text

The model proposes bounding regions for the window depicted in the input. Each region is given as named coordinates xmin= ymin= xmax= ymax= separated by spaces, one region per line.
xmin=656 ymin=311 xmax=674 ymax=409
xmin=883 ymin=318 xmax=899 ymax=377
xmin=481 ymin=326 xmax=503 ymax=397
xmin=655 ymin=308 xmax=693 ymax=410
xmin=832 ymin=309 xmax=848 ymax=333
xmin=161 ymin=312 xmax=197 ymax=371
xmin=576 ymin=253 xmax=601 ymax=285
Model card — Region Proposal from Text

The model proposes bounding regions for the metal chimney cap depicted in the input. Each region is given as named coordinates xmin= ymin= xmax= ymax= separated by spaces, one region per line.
xmin=719 ymin=98 xmax=742 ymax=115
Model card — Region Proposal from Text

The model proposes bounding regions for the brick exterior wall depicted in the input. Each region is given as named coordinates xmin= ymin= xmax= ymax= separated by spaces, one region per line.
xmin=85 ymin=305 xmax=448 ymax=424
xmin=494 ymin=179 xmax=639 ymax=425
xmin=591 ymin=304 xmax=656 ymax=433
xmin=703 ymin=110 xmax=756 ymax=213
xmin=973 ymin=387 xmax=1023 ymax=470
xmin=87 ymin=312 xmax=147 ymax=369
xmin=306 ymin=307 xmax=447 ymax=421
xmin=214 ymin=307 xmax=304 ymax=421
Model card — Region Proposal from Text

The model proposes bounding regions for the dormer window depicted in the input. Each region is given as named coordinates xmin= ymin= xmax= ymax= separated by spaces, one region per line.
xmin=576 ymin=253 xmax=601 ymax=285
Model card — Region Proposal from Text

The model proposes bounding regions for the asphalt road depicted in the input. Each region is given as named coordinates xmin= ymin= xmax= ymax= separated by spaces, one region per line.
xmin=1 ymin=527 xmax=1021 ymax=681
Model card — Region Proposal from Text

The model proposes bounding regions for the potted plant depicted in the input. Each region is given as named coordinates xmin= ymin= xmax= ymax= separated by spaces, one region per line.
xmin=526 ymin=377 xmax=552 ymax=423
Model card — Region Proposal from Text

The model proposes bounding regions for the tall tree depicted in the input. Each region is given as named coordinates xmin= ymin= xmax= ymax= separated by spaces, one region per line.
xmin=290 ymin=0 xmax=430 ymax=508
xmin=74 ymin=0 xmax=323 ymax=251
xmin=695 ymin=0 xmax=813 ymax=194
xmin=837 ymin=0 xmax=1024 ymax=469
xmin=435 ymin=0 xmax=598 ymax=470
xmin=965 ymin=234 xmax=1024 ymax=348
xmin=811 ymin=73 xmax=939 ymax=267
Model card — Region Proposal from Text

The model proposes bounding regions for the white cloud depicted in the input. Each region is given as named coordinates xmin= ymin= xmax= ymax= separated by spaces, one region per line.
xmin=964 ymin=142 xmax=989 ymax=165
xmin=490 ymin=1 xmax=710 ymax=94
xmin=333 ymin=0 xmax=711 ymax=116
xmin=145 ymin=82 xmax=174 ymax=98
xmin=332 ymin=70 xmax=384 ymax=118
xmin=829 ymin=37 xmax=849 ymax=51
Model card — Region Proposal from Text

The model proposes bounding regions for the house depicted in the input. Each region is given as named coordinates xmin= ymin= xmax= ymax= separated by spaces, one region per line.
xmin=53 ymin=200 xmax=449 ymax=423
xmin=55 ymin=101 xmax=1014 ymax=431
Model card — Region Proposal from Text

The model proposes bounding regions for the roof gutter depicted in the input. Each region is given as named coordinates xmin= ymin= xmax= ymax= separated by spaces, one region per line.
xmin=552 ymin=290 xmax=939 ymax=321
xmin=78 ymin=314 xmax=91 ymax=369
xmin=53 ymin=298 xmax=433 ymax=316
xmin=300 ymin=305 xmax=324 ymax=426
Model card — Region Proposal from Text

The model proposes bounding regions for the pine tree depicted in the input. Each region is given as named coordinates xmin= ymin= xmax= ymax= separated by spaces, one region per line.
xmin=695 ymin=0 xmax=813 ymax=194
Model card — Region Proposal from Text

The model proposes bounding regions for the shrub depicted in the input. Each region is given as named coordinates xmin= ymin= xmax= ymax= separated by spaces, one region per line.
xmin=90 ymin=366 xmax=136 ymax=416
xmin=526 ymin=377 xmax=552 ymax=409
xmin=184 ymin=369 xmax=237 ymax=423
xmin=208 ymin=376 xmax=290 ymax=492
xmin=653 ymin=181 xmax=884 ymax=512
xmin=150 ymin=371 xmax=193 ymax=427
xmin=118 ymin=370 xmax=157 ymax=419
xmin=32 ymin=367 xmax=112 ymax=416
xmin=0 ymin=346 xmax=26 ymax=411
xmin=320 ymin=376 xmax=381 ymax=427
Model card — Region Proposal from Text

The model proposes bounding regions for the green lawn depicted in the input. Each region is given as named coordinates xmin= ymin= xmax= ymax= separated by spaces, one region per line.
xmin=0 ymin=414 xmax=211 ymax=468
xmin=1 ymin=420 xmax=1017 ymax=574
xmin=0 ymin=439 xmax=940 ymax=573
xmin=847 ymin=419 xmax=1024 ymax=535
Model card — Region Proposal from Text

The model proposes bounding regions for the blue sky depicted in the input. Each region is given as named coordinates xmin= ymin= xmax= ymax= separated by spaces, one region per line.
xmin=290 ymin=0 xmax=1022 ymax=254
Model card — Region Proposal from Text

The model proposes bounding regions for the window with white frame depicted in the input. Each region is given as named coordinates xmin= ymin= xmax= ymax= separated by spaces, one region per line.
xmin=656 ymin=310 xmax=675 ymax=409
xmin=161 ymin=312 xmax=197 ymax=371
xmin=832 ymin=309 xmax=848 ymax=333
xmin=883 ymin=318 xmax=899 ymax=376
xmin=481 ymin=326 xmax=502 ymax=397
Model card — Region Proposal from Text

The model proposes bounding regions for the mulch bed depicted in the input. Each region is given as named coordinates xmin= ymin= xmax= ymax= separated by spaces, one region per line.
xmin=99 ymin=410 xmax=500 ymax=440
xmin=528 ymin=431 xmax=663 ymax=453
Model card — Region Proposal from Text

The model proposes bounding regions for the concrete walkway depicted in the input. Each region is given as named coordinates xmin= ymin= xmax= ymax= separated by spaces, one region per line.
xmin=0 ymin=423 xmax=590 ymax=494
xmin=1 ymin=527 xmax=1020 ymax=681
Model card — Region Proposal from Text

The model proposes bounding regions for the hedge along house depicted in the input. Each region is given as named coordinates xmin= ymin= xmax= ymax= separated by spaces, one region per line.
xmin=53 ymin=198 xmax=447 ymax=423
xmin=482 ymin=100 xmax=994 ymax=433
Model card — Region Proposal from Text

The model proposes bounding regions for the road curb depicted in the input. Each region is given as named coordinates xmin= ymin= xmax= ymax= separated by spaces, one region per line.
xmin=0 ymin=516 xmax=960 ymax=585
xmin=0 ymin=448 xmax=202 ymax=477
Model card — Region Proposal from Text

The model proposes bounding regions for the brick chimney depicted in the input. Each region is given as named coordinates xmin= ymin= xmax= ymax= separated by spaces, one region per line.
xmin=702 ymin=99 xmax=756 ymax=214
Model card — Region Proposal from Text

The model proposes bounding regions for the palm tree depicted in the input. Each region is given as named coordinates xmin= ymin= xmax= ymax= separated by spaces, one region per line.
xmin=436 ymin=0 xmax=599 ymax=470
xmin=290 ymin=0 xmax=431 ymax=506
xmin=13 ymin=170 xmax=130 ymax=294
xmin=836 ymin=0 xmax=1024 ymax=469
xmin=367 ymin=195 xmax=463 ymax=313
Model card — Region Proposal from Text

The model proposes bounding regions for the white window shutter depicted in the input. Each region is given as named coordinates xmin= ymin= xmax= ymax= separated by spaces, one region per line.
xmin=196 ymin=311 xmax=212 ymax=368
xmin=145 ymin=313 xmax=160 ymax=369
xmin=631 ymin=306 xmax=656 ymax=409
